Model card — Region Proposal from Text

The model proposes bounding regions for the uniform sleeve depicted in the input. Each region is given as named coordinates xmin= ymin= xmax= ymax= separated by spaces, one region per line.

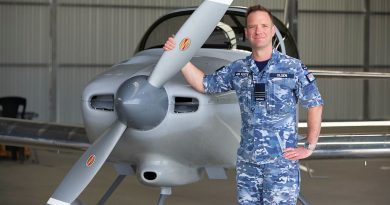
xmin=295 ymin=63 xmax=324 ymax=108
xmin=202 ymin=63 xmax=235 ymax=94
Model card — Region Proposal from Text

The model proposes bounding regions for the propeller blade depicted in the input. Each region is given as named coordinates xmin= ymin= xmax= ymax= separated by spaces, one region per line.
xmin=47 ymin=121 xmax=126 ymax=205
xmin=148 ymin=0 xmax=233 ymax=88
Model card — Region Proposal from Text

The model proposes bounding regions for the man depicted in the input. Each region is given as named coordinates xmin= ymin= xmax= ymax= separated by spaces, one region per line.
xmin=164 ymin=5 xmax=323 ymax=205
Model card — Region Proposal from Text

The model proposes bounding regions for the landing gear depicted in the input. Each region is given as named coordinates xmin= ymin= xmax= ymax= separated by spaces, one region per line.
xmin=97 ymin=175 xmax=126 ymax=205
xmin=157 ymin=187 xmax=172 ymax=205
xmin=71 ymin=198 xmax=86 ymax=205
xmin=96 ymin=163 xmax=134 ymax=205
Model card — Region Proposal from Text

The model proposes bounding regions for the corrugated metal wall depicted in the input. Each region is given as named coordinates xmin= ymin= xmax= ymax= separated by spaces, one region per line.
xmin=1 ymin=0 xmax=389 ymax=125
xmin=368 ymin=0 xmax=390 ymax=121
xmin=0 ymin=1 xmax=51 ymax=120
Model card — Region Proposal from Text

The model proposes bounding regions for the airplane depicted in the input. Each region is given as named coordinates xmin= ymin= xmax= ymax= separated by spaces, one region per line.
xmin=1 ymin=0 xmax=390 ymax=205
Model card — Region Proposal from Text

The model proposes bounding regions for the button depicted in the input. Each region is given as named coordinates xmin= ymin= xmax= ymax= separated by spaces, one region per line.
xmin=251 ymin=107 xmax=255 ymax=111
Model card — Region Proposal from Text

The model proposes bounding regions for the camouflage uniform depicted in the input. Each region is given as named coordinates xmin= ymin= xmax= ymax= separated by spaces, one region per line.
xmin=203 ymin=49 xmax=323 ymax=204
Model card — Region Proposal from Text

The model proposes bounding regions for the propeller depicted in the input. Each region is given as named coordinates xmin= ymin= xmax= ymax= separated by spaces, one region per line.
xmin=47 ymin=0 xmax=233 ymax=204
xmin=148 ymin=0 xmax=233 ymax=88
xmin=47 ymin=121 xmax=126 ymax=205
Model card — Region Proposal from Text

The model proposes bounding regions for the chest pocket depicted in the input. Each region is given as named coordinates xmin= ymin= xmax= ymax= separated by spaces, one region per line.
xmin=267 ymin=74 xmax=296 ymax=115
xmin=233 ymin=74 xmax=252 ymax=108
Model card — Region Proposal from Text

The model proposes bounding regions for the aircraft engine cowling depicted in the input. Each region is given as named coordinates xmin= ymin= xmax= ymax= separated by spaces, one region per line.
xmin=136 ymin=155 xmax=202 ymax=187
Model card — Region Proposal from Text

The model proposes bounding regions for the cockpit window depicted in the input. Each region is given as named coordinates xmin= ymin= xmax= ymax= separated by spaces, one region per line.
xmin=141 ymin=12 xmax=251 ymax=51
xmin=144 ymin=15 xmax=188 ymax=49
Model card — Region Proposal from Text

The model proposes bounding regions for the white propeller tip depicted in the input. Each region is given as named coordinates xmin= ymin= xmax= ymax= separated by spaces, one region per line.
xmin=208 ymin=0 xmax=233 ymax=5
xmin=47 ymin=198 xmax=71 ymax=205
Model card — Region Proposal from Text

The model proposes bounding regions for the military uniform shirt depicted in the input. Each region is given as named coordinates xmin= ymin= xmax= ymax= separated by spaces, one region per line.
xmin=203 ymin=49 xmax=324 ymax=164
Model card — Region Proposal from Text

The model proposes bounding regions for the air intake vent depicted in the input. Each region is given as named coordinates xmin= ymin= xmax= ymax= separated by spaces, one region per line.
xmin=174 ymin=97 xmax=199 ymax=113
xmin=90 ymin=95 xmax=114 ymax=111
xmin=143 ymin=171 xmax=157 ymax=181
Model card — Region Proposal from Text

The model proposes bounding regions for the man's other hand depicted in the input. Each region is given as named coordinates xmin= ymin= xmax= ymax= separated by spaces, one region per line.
xmin=163 ymin=37 xmax=176 ymax=51
xmin=283 ymin=147 xmax=313 ymax=160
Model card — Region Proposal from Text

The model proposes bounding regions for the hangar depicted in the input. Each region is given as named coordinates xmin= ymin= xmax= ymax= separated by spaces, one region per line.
xmin=0 ymin=0 xmax=389 ymax=204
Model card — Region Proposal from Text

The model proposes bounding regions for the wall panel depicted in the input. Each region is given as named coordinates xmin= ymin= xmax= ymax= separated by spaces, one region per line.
xmin=299 ymin=0 xmax=364 ymax=11
xmin=299 ymin=13 xmax=364 ymax=66
xmin=0 ymin=4 xmax=49 ymax=64
xmin=369 ymin=15 xmax=390 ymax=65
xmin=57 ymin=6 xmax=168 ymax=64
xmin=368 ymin=68 xmax=390 ymax=120
xmin=371 ymin=0 xmax=390 ymax=12
xmin=0 ymin=67 xmax=49 ymax=121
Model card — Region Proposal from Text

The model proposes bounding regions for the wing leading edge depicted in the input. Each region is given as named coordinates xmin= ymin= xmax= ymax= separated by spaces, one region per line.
xmin=299 ymin=121 xmax=390 ymax=159
xmin=311 ymin=70 xmax=390 ymax=79
xmin=0 ymin=117 xmax=90 ymax=151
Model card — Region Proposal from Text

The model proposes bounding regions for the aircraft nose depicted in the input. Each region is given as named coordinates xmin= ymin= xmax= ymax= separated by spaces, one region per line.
xmin=115 ymin=75 xmax=168 ymax=130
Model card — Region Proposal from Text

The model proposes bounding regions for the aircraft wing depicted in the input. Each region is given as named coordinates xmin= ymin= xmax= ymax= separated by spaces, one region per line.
xmin=0 ymin=117 xmax=90 ymax=151
xmin=311 ymin=70 xmax=390 ymax=79
xmin=1 ymin=116 xmax=389 ymax=159
xmin=304 ymin=70 xmax=390 ymax=158
xmin=299 ymin=121 xmax=390 ymax=159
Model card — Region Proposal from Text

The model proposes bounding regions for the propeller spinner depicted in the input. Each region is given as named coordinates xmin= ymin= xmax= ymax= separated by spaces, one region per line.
xmin=116 ymin=75 xmax=168 ymax=130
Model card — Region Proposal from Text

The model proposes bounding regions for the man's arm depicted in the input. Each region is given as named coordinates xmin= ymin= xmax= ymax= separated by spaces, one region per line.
xmin=163 ymin=37 xmax=205 ymax=93
xmin=284 ymin=105 xmax=323 ymax=160
xmin=306 ymin=105 xmax=323 ymax=147
xmin=181 ymin=63 xmax=205 ymax=93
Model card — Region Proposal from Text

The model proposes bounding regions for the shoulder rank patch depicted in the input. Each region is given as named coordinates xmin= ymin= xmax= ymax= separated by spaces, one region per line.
xmin=306 ymin=72 xmax=316 ymax=83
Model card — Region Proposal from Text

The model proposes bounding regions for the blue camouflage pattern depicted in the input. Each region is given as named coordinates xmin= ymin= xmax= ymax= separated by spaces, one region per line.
xmin=203 ymin=49 xmax=323 ymax=204
xmin=236 ymin=158 xmax=300 ymax=205
xmin=203 ymin=49 xmax=323 ymax=164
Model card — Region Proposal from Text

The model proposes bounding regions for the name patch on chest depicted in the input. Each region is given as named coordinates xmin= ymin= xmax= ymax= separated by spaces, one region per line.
xmin=235 ymin=72 xmax=250 ymax=77
xmin=270 ymin=73 xmax=294 ymax=78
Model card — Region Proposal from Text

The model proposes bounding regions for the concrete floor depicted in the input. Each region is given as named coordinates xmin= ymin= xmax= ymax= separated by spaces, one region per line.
xmin=0 ymin=150 xmax=389 ymax=205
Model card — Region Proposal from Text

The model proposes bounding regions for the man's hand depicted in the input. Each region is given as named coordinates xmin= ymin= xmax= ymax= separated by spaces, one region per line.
xmin=283 ymin=147 xmax=313 ymax=160
xmin=163 ymin=37 xmax=176 ymax=51
xmin=161 ymin=36 xmax=205 ymax=93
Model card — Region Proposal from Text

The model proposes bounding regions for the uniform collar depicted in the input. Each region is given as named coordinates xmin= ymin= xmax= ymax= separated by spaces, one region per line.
xmin=245 ymin=49 xmax=280 ymax=75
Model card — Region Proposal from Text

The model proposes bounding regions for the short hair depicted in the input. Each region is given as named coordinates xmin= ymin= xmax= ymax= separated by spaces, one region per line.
xmin=246 ymin=5 xmax=274 ymax=26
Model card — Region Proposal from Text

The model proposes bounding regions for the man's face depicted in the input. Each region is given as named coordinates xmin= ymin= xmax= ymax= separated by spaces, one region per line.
xmin=245 ymin=11 xmax=275 ymax=50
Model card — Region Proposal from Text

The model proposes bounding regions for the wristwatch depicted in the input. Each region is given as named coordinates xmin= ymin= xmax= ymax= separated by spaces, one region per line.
xmin=304 ymin=142 xmax=316 ymax=151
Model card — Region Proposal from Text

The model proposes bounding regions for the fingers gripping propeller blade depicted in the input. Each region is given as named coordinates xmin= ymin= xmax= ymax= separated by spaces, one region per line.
xmin=148 ymin=0 xmax=233 ymax=88
xmin=47 ymin=121 xmax=126 ymax=205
